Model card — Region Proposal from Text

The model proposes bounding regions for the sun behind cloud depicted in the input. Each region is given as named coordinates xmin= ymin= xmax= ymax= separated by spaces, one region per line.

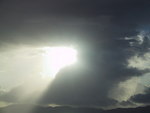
xmin=42 ymin=46 xmax=78 ymax=78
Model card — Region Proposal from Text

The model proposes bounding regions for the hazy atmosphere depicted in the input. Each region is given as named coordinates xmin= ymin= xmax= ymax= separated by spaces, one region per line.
xmin=0 ymin=0 xmax=150 ymax=113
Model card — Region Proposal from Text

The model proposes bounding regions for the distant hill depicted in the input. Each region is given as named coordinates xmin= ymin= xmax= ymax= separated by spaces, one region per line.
xmin=0 ymin=104 xmax=150 ymax=113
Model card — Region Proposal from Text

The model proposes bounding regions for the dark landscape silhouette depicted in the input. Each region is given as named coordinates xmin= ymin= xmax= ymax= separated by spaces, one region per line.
xmin=0 ymin=104 xmax=150 ymax=113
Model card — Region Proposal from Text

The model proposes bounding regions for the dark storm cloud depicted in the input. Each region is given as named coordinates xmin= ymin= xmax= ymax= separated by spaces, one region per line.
xmin=0 ymin=0 xmax=150 ymax=45
xmin=119 ymin=101 xmax=136 ymax=107
xmin=130 ymin=88 xmax=150 ymax=104
xmin=0 ymin=0 xmax=150 ymax=107
xmin=38 ymin=0 xmax=150 ymax=107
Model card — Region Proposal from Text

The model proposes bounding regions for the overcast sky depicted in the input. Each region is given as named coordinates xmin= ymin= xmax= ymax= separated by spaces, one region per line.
xmin=0 ymin=0 xmax=150 ymax=109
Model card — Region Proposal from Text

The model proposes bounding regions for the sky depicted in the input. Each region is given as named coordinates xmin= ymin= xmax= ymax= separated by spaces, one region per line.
xmin=0 ymin=0 xmax=150 ymax=110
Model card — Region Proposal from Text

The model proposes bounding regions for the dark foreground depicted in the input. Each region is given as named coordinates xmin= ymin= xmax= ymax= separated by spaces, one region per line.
xmin=0 ymin=104 xmax=150 ymax=113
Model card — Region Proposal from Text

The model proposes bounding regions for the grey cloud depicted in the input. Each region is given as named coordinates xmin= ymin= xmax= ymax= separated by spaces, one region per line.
xmin=0 ymin=0 xmax=150 ymax=46
xmin=130 ymin=88 xmax=150 ymax=104
xmin=0 ymin=0 xmax=150 ymax=108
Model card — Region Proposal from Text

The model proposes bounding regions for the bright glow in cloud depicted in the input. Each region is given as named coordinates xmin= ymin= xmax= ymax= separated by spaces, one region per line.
xmin=128 ymin=53 xmax=150 ymax=70
xmin=42 ymin=47 xmax=78 ymax=78
xmin=0 ymin=45 xmax=78 ymax=111
xmin=0 ymin=47 xmax=43 ymax=90
xmin=109 ymin=77 xmax=143 ymax=102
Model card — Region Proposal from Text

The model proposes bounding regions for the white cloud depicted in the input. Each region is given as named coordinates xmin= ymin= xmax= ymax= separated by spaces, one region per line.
xmin=0 ymin=46 xmax=43 ymax=90
xmin=109 ymin=77 xmax=145 ymax=102
xmin=128 ymin=53 xmax=150 ymax=70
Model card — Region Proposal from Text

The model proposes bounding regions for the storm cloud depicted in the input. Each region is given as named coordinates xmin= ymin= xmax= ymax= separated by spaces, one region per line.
xmin=130 ymin=88 xmax=150 ymax=104
xmin=0 ymin=0 xmax=150 ymax=108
